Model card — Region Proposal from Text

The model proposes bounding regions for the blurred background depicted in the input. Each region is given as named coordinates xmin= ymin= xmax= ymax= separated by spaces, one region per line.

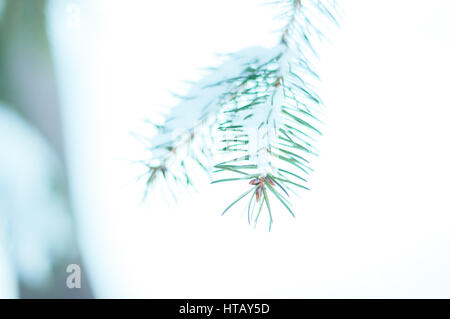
xmin=0 ymin=0 xmax=92 ymax=298
xmin=1 ymin=0 xmax=450 ymax=298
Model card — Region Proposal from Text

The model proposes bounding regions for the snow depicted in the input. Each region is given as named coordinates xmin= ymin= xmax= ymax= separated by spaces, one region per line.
xmin=144 ymin=0 xmax=337 ymax=177
xmin=239 ymin=84 xmax=284 ymax=176
xmin=222 ymin=0 xmax=337 ymax=177
xmin=149 ymin=45 xmax=284 ymax=166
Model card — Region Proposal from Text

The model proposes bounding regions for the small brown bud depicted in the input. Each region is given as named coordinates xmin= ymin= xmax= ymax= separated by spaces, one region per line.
xmin=255 ymin=188 xmax=261 ymax=202
xmin=274 ymin=76 xmax=282 ymax=87
xmin=265 ymin=176 xmax=275 ymax=186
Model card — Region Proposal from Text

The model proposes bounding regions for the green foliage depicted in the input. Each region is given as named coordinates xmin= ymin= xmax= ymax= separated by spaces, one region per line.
xmin=143 ymin=0 xmax=338 ymax=230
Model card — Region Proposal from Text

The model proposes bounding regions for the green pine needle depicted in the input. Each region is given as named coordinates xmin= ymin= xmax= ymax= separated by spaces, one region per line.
xmin=141 ymin=0 xmax=339 ymax=230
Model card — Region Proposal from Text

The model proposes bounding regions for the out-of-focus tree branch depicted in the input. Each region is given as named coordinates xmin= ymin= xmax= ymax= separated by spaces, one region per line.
xmin=0 ymin=0 xmax=93 ymax=298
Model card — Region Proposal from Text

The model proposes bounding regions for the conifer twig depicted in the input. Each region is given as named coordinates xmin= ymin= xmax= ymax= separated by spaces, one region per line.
xmin=142 ymin=0 xmax=339 ymax=230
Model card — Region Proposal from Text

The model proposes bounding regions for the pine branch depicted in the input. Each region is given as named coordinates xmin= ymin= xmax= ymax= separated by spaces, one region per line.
xmin=142 ymin=0 xmax=338 ymax=230
xmin=142 ymin=46 xmax=284 ymax=189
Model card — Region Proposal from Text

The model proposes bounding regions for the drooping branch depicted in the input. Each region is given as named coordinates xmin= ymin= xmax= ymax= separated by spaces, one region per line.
xmin=142 ymin=0 xmax=338 ymax=230
xmin=142 ymin=46 xmax=285 ymax=190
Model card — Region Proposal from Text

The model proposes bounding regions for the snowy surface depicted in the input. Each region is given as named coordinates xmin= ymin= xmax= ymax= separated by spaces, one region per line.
xmin=149 ymin=45 xmax=284 ymax=161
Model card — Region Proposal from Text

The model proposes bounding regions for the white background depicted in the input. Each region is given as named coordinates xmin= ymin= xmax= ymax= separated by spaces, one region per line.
xmin=49 ymin=0 xmax=450 ymax=298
